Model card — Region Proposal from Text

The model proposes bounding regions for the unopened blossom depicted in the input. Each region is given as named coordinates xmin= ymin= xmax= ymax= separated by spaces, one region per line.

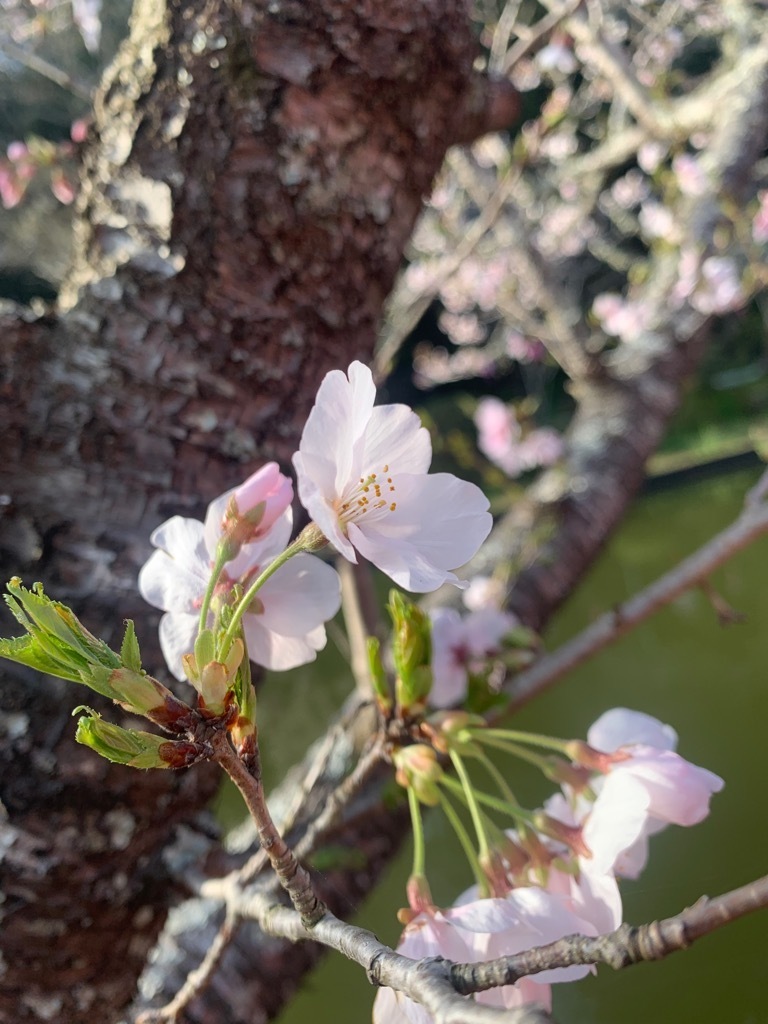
xmin=205 ymin=461 xmax=293 ymax=557
xmin=293 ymin=362 xmax=492 ymax=592
xmin=429 ymin=606 xmax=519 ymax=706
xmin=138 ymin=497 xmax=340 ymax=678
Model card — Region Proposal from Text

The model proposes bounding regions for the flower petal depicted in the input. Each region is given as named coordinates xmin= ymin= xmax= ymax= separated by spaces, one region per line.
xmin=158 ymin=612 xmax=198 ymax=681
xmin=258 ymin=554 xmax=341 ymax=636
xmin=588 ymin=707 xmax=678 ymax=753
xmin=243 ymin=617 xmax=326 ymax=671
xmin=360 ymin=403 xmax=432 ymax=477
xmin=138 ymin=550 xmax=205 ymax=614
xmin=349 ymin=473 xmax=492 ymax=591
xmin=150 ymin=515 xmax=210 ymax=566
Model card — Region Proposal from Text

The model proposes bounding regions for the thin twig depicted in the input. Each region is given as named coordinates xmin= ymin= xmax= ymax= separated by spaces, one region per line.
xmin=135 ymin=909 xmax=239 ymax=1024
xmin=212 ymin=730 xmax=325 ymax=925
xmin=0 ymin=38 xmax=92 ymax=101
xmin=451 ymin=874 xmax=768 ymax=992
xmin=239 ymin=893 xmax=552 ymax=1024
xmin=339 ymin=559 xmax=374 ymax=696
xmin=507 ymin=468 xmax=768 ymax=710
xmin=501 ymin=0 xmax=582 ymax=73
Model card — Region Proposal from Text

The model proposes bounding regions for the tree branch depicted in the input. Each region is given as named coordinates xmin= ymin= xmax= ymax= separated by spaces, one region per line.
xmin=451 ymin=874 xmax=768 ymax=992
xmin=507 ymin=467 xmax=768 ymax=709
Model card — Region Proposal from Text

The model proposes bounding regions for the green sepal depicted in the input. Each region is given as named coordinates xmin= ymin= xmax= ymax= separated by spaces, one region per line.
xmin=120 ymin=620 xmax=142 ymax=673
xmin=367 ymin=636 xmax=392 ymax=711
xmin=194 ymin=628 xmax=215 ymax=670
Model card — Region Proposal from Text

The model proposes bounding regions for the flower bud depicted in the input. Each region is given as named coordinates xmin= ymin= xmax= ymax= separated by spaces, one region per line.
xmin=393 ymin=744 xmax=444 ymax=806
xmin=182 ymin=638 xmax=244 ymax=715
xmin=388 ymin=591 xmax=432 ymax=712
xmin=424 ymin=710 xmax=485 ymax=753
xmin=74 ymin=711 xmax=196 ymax=769
xmin=367 ymin=636 xmax=392 ymax=711
xmin=214 ymin=464 xmax=293 ymax=560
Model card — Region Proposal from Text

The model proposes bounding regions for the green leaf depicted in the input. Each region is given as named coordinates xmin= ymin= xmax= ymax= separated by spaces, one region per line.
xmin=120 ymin=620 xmax=142 ymax=673
xmin=0 ymin=633 xmax=82 ymax=682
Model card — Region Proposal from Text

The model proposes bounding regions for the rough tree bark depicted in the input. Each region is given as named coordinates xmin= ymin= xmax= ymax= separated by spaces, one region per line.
xmin=0 ymin=2 xmax=518 ymax=1021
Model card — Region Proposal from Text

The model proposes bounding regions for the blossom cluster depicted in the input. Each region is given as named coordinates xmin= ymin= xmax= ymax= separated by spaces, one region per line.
xmin=139 ymin=362 xmax=493 ymax=679
xmin=377 ymin=708 xmax=723 ymax=1022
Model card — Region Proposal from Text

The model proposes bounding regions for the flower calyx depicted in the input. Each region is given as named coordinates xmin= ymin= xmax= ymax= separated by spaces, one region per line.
xmin=393 ymin=744 xmax=444 ymax=806
xmin=182 ymin=633 xmax=245 ymax=716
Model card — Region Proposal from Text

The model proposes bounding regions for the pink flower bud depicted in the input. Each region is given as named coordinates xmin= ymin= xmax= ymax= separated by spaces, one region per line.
xmin=232 ymin=462 xmax=293 ymax=536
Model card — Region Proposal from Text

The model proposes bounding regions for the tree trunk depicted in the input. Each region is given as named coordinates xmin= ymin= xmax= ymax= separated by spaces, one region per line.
xmin=0 ymin=2 xmax=516 ymax=1021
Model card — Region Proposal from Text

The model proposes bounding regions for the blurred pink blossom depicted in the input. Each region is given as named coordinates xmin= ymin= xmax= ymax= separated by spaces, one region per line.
xmin=592 ymin=293 xmax=649 ymax=342
xmin=672 ymin=153 xmax=708 ymax=197
xmin=753 ymin=191 xmax=768 ymax=244
xmin=682 ymin=255 xmax=746 ymax=315
xmin=638 ymin=201 xmax=679 ymax=243
xmin=475 ymin=398 xmax=563 ymax=478
xmin=610 ymin=169 xmax=650 ymax=209
xmin=438 ymin=310 xmax=486 ymax=347
xmin=430 ymin=606 xmax=519 ymax=706
xmin=463 ymin=575 xmax=505 ymax=612
xmin=506 ymin=331 xmax=546 ymax=363
xmin=70 ymin=119 xmax=89 ymax=144
xmin=637 ymin=141 xmax=667 ymax=174
xmin=50 ymin=169 xmax=76 ymax=205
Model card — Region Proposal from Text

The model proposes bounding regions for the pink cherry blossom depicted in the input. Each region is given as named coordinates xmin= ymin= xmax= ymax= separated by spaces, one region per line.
xmin=672 ymin=153 xmax=708 ymax=197
xmin=474 ymin=398 xmax=563 ymax=478
xmin=293 ymin=362 xmax=492 ymax=592
xmin=138 ymin=498 xmax=340 ymax=678
xmin=429 ymin=606 xmax=519 ymax=706
xmin=373 ymin=889 xmax=596 ymax=1024
xmin=554 ymin=709 xmax=724 ymax=879
xmin=204 ymin=462 xmax=293 ymax=555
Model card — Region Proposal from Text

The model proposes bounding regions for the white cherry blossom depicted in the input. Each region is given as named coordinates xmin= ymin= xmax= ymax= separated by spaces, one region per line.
xmin=138 ymin=487 xmax=340 ymax=678
xmin=292 ymin=361 xmax=492 ymax=592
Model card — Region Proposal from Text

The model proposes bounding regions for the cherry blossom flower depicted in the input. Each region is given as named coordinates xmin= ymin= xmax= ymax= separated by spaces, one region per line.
xmin=293 ymin=362 xmax=492 ymax=592
xmin=549 ymin=709 xmax=724 ymax=879
xmin=462 ymin=575 xmax=505 ymax=612
xmin=474 ymin=398 xmax=563 ymax=478
xmin=138 ymin=488 xmax=340 ymax=678
xmin=429 ymin=606 xmax=519 ymax=706
xmin=373 ymin=887 xmax=596 ymax=1024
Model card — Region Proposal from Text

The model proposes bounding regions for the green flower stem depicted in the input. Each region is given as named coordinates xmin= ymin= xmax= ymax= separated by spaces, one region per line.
xmin=449 ymin=749 xmax=490 ymax=862
xmin=476 ymin=728 xmax=571 ymax=756
xmin=438 ymin=790 xmax=486 ymax=894
xmin=407 ymin=785 xmax=427 ymax=878
xmin=441 ymin=774 xmax=536 ymax=828
xmin=472 ymin=733 xmax=552 ymax=772
xmin=219 ymin=536 xmax=306 ymax=660
xmin=198 ymin=547 xmax=230 ymax=636
xmin=474 ymin=749 xmax=519 ymax=808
